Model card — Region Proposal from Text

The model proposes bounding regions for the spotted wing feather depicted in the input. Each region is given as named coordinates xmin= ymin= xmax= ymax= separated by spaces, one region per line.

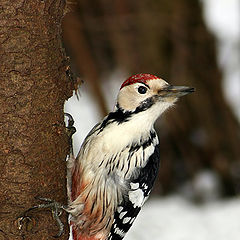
xmin=108 ymin=146 xmax=160 ymax=239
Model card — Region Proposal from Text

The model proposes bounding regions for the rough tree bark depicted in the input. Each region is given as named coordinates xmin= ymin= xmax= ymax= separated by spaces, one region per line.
xmin=0 ymin=1 xmax=74 ymax=239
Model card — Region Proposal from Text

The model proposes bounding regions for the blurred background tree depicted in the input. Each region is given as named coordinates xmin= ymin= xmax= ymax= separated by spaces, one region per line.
xmin=63 ymin=0 xmax=240 ymax=200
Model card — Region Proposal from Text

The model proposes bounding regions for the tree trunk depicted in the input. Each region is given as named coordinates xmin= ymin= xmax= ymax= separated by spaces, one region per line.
xmin=0 ymin=1 xmax=73 ymax=239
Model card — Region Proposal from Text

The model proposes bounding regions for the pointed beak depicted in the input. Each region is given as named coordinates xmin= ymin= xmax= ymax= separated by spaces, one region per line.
xmin=158 ymin=85 xmax=195 ymax=98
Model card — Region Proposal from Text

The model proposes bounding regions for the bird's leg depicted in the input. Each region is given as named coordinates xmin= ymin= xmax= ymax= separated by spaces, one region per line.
xmin=64 ymin=113 xmax=77 ymax=201
xmin=64 ymin=113 xmax=76 ymax=156
xmin=19 ymin=197 xmax=68 ymax=237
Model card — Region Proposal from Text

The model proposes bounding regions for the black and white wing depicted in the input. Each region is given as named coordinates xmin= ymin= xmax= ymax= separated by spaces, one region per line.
xmin=108 ymin=146 xmax=160 ymax=240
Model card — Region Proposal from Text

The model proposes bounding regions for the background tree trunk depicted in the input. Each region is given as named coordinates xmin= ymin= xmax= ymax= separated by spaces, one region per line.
xmin=62 ymin=0 xmax=240 ymax=197
xmin=0 ymin=1 xmax=74 ymax=239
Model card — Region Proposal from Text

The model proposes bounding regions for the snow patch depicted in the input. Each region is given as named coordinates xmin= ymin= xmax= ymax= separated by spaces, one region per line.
xmin=126 ymin=196 xmax=240 ymax=240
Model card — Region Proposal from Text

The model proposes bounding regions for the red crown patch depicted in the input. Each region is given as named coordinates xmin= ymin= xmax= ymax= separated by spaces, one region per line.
xmin=120 ymin=73 xmax=159 ymax=89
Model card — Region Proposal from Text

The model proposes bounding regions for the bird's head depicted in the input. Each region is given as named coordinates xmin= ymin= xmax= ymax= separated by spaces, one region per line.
xmin=116 ymin=73 xmax=194 ymax=122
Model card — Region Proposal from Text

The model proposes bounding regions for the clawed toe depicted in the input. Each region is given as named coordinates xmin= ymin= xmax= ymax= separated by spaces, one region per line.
xmin=19 ymin=197 xmax=67 ymax=237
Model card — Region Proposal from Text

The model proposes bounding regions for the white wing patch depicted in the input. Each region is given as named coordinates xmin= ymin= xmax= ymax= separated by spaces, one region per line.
xmin=130 ymin=182 xmax=139 ymax=190
xmin=114 ymin=227 xmax=126 ymax=237
xmin=123 ymin=217 xmax=131 ymax=224
xmin=117 ymin=206 xmax=123 ymax=213
xmin=128 ymin=188 xmax=145 ymax=208
xmin=119 ymin=211 xmax=127 ymax=219
xmin=143 ymin=144 xmax=155 ymax=161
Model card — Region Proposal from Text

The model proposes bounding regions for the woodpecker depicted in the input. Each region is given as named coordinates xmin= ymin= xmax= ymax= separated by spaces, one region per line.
xmin=68 ymin=73 xmax=194 ymax=240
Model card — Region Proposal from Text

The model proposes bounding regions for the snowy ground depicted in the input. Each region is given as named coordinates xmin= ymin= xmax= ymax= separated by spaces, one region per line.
xmin=126 ymin=196 xmax=240 ymax=240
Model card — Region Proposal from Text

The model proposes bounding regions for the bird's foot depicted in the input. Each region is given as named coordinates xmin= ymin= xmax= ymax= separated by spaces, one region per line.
xmin=19 ymin=197 xmax=67 ymax=238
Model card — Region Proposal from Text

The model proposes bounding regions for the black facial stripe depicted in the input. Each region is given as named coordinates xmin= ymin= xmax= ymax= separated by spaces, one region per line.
xmin=134 ymin=96 xmax=155 ymax=113
xmin=98 ymin=107 xmax=131 ymax=133
xmin=98 ymin=96 xmax=156 ymax=133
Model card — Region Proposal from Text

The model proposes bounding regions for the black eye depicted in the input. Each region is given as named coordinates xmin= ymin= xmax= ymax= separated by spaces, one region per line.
xmin=138 ymin=86 xmax=147 ymax=94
